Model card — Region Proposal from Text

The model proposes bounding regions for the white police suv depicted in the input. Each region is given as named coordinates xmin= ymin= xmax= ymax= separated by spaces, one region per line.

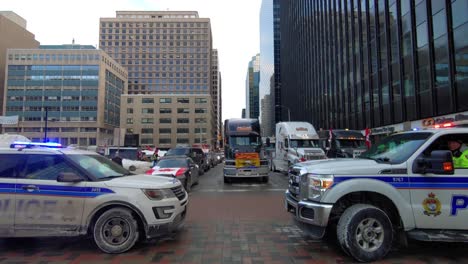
xmin=286 ymin=128 xmax=468 ymax=262
xmin=0 ymin=142 xmax=187 ymax=253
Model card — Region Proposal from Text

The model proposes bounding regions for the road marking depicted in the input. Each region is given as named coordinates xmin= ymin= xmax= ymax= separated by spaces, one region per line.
xmin=196 ymin=188 xmax=286 ymax=193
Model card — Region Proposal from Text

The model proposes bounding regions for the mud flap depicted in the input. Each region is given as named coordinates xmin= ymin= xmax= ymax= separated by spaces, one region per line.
xmin=293 ymin=218 xmax=326 ymax=239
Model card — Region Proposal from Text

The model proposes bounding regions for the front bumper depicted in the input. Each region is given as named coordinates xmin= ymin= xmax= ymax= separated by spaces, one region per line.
xmin=146 ymin=205 xmax=187 ymax=239
xmin=223 ymin=165 xmax=269 ymax=178
xmin=285 ymin=190 xmax=333 ymax=237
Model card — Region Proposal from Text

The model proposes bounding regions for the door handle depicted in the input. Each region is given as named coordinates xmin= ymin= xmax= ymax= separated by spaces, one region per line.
xmin=21 ymin=185 xmax=38 ymax=191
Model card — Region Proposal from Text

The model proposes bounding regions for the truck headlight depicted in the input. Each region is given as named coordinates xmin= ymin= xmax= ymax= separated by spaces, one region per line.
xmin=307 ymin=174 xmax=334 ymax=200
xmin=142 ymin=189 xmax=175 ymax=200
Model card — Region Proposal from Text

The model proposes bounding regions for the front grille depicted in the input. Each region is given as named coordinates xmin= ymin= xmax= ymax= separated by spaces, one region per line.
xmin=288 ymin=171 xmax=301 ymax=199
xmin=171 ymin=185 xmax=186 ymax=201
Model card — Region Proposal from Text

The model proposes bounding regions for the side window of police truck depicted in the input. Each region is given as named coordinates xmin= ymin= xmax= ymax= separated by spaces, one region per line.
xmin=0 ymin=154 xmax=26 ymax=179
xmin=421 ymin=133 xmax=468 ymax=171
xmin=22 ymin=155 xmax=84 ymax=180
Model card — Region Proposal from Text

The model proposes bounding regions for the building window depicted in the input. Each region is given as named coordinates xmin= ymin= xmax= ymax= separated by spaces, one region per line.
xmin=142 ymin=98 xmax=154 ymax=104
xmin=195 ymin=108 xmax=207 ymax=114
xmin=177 ymin=108 xmax=190 ymax=114
xmin=141 ymin=118 xmax=154 ymax=124
xmin=177 ymin=118 xmax=189 ymax=123
xmin=194 ymin=128 xmax=207 ymax=133
xmin=177 ymin=97 xmax=189 ymax=103
xmin=159 ymin=108 xmax=172 ymax=114
xmin=177 ymin=128 xmax=189 ymax=134
xmin=160 ymin=98 xmax=172 ymax=103
xmin=176 ymin=138 xmax=189 ymax=144
xmin=159 ymin=118 xmax=172 ymax=124
xmin=126 ymin=128 xmax=134 ymax=134
xmin=126 ymin=118 xmax=133 ymax=124
xmin=159 ymin=128 xmax=171 ymax=134
xmin=195 ymin=118 xmax=207 ymax=123
xmin=141 ymin=138 xmax=153 ymax=145
xmin=195 ymin=98 xmax=207 ymax=103
xmin=142 ymin=108 xmax=154 ymax=114
xmin=142 ymin=128 xmax=154 ymax=134
xmin=159 ymin=138 xmax=171 ymax=144
xmin=127 ymin=108 xmax=134 ymax=114
xmin=127 ymin=98 xmax=133 ymax=104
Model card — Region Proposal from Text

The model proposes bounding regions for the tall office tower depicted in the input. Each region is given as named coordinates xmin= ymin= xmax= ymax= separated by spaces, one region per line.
xmin=260 ymin=0 xmax=275 ymax=137
xmin=211 ymin=49 xmax=222 ymax=149
xmin=245 ymin=54 xmax=260 ymax=120
xmin=2 ymin=45 xmax=128 ymax=146
xmin=280 ymin=0 xmax=468 ymax=135
xmin=100 ymin=11 xmax=215 ymax=148
xmin=0 ymin=11 xmax=39 ymax=115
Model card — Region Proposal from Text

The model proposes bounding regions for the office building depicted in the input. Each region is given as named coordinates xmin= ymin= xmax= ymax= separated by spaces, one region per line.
xmin=99 ymin=11 xmax=216 ymax=148
xmin=2 ymin=45 xmax=128 ymax=146
xmin=246 ymin=54 xmax=260 ymax=120
xmin=211 ymin=49 xmax=222 ymax=148
xmin=260 ymin=0 xmax=275 ymax=137
xmin=0 ymin=11 xmax=39 ymax=115
xmin=279 ymin=0 xmax=468 ymax=135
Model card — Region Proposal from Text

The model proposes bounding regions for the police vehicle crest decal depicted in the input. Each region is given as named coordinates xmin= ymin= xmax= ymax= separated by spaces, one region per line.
xmin=423 ymin=192 xmax=442 ymax=217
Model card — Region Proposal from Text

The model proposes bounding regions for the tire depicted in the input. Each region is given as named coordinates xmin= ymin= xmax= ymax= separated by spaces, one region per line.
xmin=184 ymin=176 xmax=192 ymax=192
xmin=337 ymin=204 xmax=393 ymax=262
xmin=93 ymin=207 xmax=139 ymax=254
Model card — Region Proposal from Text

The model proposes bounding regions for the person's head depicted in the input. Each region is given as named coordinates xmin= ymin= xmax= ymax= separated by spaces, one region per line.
xmin=448 ymin=139 xmax=462 ymax=151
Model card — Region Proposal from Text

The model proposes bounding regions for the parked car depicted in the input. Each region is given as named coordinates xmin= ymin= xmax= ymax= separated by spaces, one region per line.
xmin=146 ymin=156 xmax=200 ymax=192
xmin=165 ymin=147 xmax=207 ymax=174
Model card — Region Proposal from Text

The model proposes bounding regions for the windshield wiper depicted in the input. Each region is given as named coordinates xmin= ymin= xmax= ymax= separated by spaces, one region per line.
xmin=375 ymin=157 xmax=391 ymax=163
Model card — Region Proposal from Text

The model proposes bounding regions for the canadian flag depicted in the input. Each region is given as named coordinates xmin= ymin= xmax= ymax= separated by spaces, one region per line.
xmin=365 ymin=128 xmax=372 ymax=149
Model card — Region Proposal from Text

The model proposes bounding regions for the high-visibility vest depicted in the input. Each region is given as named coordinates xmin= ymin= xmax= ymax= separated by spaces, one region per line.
xmin=453 ymin=149 xmax=468 ymax=168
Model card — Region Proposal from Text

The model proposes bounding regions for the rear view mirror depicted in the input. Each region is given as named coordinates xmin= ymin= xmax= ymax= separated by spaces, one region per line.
xmin=57 ymin=172 xmax=83 ymax=183
xmin=413 ymin=150 xmax=454 ymax=175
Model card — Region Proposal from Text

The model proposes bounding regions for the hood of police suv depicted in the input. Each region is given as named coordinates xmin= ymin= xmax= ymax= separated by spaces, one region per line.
xmin=103 ymin=174 xmax=181 ymax=189
xmin=293 ymin=158 xmax=393 ymax=175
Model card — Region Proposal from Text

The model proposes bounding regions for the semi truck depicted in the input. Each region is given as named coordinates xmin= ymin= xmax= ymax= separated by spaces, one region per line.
xmin=223 ymin=118 xmax=269 ymax=183
xmin=272 ymin=122 xmax=327 ymax=173
xmin=317 ymin=129 xmax=367 ymax=158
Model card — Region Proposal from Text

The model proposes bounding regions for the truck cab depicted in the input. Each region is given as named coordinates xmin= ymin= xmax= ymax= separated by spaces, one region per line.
xmin=272 ymin=122 xmax=326 ymax=173
xmin=285 ymin=128 xmax=468 ymax=262
xmin=318 ymin=129 xmax=367 ymax=158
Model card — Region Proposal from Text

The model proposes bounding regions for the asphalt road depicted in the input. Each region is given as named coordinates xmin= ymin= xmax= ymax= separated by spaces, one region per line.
xmin=0 ymin=163 xmax=467 ymax=263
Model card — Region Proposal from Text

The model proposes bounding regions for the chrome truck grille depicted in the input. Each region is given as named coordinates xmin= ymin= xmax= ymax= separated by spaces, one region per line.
xmin=288 ymin=168 xmax=301 ymax=201
xmin=303 ymin=149 xmax=326 ymax=160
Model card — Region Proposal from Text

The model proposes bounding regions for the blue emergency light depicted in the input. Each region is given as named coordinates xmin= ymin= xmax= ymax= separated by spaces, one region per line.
xmin=10 ymin=141 xmax=63 ymax=149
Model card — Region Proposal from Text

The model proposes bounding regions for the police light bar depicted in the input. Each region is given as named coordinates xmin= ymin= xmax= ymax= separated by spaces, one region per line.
xmin=434 ymin=122 xmax=454 ymax=129
xmin=10 ymin=141 xmax=63 ymax=149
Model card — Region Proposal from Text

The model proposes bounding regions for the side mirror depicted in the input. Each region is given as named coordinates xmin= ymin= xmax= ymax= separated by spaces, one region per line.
xmin=57 ymin=172 xmax=83 ymax=183
xmin=413 ymin=150 xmax=454 ymax=175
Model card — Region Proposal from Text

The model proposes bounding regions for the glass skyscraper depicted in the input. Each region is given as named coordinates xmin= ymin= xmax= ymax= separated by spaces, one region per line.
xmin=246 ymin=54 xmax=260 ymax=120
xmin=279 ymin=0 xmax=468 ymax=134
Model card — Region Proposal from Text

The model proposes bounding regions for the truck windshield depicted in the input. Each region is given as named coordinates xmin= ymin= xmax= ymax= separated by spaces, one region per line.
xmin=360 ymin=132 xmax=432 ymax=164
xmin=229 ymin=136 xmax=261 ymax=147
xmin=337 ymin=139 xmax=366 ymax=148
xmin=290 ymin=139 xmax=319 ymax=148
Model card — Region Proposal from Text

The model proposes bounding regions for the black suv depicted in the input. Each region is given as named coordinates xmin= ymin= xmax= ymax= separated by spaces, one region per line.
xmin=165 ymin=147 xmax=207 ymax=174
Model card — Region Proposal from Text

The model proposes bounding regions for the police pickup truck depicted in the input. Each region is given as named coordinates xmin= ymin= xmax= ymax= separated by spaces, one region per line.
xmin=285 ymin=128 xmax=468 ymax=262
xmin=0 ymin=142 xmax=187 ymax=253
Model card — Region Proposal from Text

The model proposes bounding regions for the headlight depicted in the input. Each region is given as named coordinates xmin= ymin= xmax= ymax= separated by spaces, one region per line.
xmin=307 ymin=174 xmax=334 ymax=200
xmin=142 ymin=189 xmax=175 ymax=200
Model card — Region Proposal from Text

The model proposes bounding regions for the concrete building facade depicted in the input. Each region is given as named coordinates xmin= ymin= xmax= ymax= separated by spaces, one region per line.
xmin=99 ymin=11 xmax=216 ymax=148
xmin=0 ymin=11 xmax=39 ymax=115
xmin=121 ymin=94 xmax=213 ymax=149
xmin=246 ymin=54 xmax=260 ymax=120
xmin=2 ymin=45 xmax=128 ymax=146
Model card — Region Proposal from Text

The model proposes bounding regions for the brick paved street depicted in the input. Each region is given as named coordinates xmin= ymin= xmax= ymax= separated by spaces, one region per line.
xmin=0 ymin=165 xmax=467 ymax=263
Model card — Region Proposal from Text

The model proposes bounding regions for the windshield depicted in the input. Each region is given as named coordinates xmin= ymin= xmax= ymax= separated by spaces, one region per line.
xmin=156 ymin=159 xmax=187 ymax=168
xmin=166 ymin=148 xmax=189 ymax=156
xmin=360 ymin=132 xmax=432 ymax=164
xmin=290 ymin=139 xmax=319 ymax=148
xmin=67 ymin=154 xmax=130 ymax=180
xmin=337 ymin=139 xmax=366 ymax=148
xmin=229 ymin=136 xmax=262 ymax=147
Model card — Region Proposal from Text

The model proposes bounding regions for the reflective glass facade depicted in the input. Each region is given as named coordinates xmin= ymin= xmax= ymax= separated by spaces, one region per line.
xmin=279 ymin=0 xmax=468 ymax=130
xmin=260 ymin=0 xmax=275 ymax=136
xmin=246 ymin=54 xmax=260 ymax=119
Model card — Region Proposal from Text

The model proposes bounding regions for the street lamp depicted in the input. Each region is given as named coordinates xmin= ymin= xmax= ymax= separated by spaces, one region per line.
xmin=275 ymin=105 xmax=291 ymax=122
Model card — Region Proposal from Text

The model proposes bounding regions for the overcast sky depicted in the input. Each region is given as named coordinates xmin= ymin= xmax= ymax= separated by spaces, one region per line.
xmin=2 ymin=0 xmax=262 ymax=120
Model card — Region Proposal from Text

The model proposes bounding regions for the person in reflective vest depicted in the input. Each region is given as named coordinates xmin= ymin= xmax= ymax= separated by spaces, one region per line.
xmin=448 ymin=139 xmax=468 ymax=168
